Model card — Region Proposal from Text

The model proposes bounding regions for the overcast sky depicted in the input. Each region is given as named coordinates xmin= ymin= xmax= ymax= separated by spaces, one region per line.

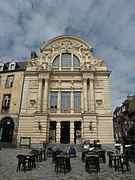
xmin=0 ymin=0 xmax=135 ymax=111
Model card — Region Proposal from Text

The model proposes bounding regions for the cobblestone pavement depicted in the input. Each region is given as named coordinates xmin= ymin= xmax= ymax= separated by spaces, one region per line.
xmin=0 ymin=148 xmax=135 ymax=180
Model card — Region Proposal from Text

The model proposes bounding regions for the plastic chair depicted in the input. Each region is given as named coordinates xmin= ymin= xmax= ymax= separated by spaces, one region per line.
xmin=120 ymin=155 xmax=131 ymax=173
xmin=30 ymin=149 xmax=40 ymax=162
xmin=46 ymin=146 xmax=55 ymax=157
xmin=68 ymin=146 xmax=77 ymax=157
xmin=55 ymin=156 xmax=67 ymax=174
xmin=52 ymin=150 xmax=63 ymax=162
xmin=85 ymin=155 xmax=100 ymax=174
xmin=97 ymin=150 xmax=106 ymax=163
xmin=106 ymin=151 xmax=114 ymax=167
xmin=16 ymin=155 xmax=30 ymax=172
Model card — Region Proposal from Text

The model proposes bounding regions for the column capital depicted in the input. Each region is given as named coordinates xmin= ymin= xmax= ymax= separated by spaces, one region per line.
xmin=39 ymin=73 xmax=49 ymax=80
xmin=83 ymin=73 xmax=94 ymax=80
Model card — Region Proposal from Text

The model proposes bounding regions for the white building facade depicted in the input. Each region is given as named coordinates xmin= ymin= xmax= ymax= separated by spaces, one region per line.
xmin=17 ymin=35 xmax=114 ymax=147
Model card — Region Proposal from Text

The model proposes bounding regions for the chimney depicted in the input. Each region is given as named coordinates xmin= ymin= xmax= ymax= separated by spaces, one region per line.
xmin=30 ymin=51 xmax=38 ymax=59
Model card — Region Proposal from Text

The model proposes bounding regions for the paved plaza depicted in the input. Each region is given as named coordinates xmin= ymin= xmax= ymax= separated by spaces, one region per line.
xmin=0 ymin=148 xmax=135 ymax=180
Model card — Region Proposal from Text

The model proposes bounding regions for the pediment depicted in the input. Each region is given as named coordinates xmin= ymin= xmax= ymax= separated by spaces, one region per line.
xmin=40 ymin=35 xmax=93 ymax=53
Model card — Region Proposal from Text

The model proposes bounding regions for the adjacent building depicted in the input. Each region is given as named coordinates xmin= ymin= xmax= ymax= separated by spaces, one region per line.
xmin=0 ymin=60 xmax=27 ymax=145
xmin=17 ymin=35 xmax=114 ymax=148
xmin=113 ymin=95 xmax=135 ymax=144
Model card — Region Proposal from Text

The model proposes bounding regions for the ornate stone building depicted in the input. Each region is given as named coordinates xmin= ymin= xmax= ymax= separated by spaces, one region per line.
xmin=17 ymin=35 xmax=114 ymax=147
xmin=0 ymin=60 xmax=26 ymax=145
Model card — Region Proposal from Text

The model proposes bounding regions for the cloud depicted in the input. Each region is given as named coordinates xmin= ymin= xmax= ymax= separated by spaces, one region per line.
xmin=0 ymin=0 xmax=135 ymax=111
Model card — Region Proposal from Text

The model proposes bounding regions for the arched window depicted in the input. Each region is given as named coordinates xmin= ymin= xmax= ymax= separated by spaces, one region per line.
xmin=73 ymin=55 xmax=80 ymax=66
xmin=61 ymin=53 xmax=71 ymax=67
xmin=53 ymin=55 xmax=60 ymax=67
xmin=52 ymin=53 xmax=80 ymax=70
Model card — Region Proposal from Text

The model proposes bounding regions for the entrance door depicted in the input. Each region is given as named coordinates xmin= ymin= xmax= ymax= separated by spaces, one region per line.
xmin=0 ymin=117 xmax=14 ymax=142
xmin=74 ymin=121 xmax=81 ymax=144
xmin=61 ymin=121 xmax=70 ymax=144
xmin=49 ymin=121 xmax=56 ymax=142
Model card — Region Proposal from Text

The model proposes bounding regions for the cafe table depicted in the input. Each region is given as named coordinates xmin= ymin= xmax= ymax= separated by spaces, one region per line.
xmin=26 ymin=153 xmax=36 ymax=169
xmin=109 ymin=153 xmax=123 ymax=171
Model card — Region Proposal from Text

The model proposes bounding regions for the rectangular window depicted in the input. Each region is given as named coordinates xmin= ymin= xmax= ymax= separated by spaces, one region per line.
xmin=50 ymin=92 xmax=58 ymax=111
xmin=74 ymin=92 xmax=81 ymax=112
xmin=1 ymin=94 xmax=11 ymax=113
xmin=61 ymin=92 xmax=70 ymax=112
xmin=6 ymin=75 xmax=14 ymax=88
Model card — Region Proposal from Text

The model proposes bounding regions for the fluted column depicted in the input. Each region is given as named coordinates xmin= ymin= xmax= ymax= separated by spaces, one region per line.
xmin=83 ymin=78 xmax=88 ymax=112
xmin=56 ymin=121 xmax=61 ymax=143
xmin=37 ymin=78 xmax=43 ymax=112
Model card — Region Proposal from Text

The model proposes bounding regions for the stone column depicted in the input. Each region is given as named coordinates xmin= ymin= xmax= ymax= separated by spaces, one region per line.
xmin=57 ymin=89 xmax=61 ymax=113
xmin=21 ymin=79 xmax=29 ymax=113
xmin=37 ymin=78 xmax=43 ymax=112
xmin=43 ymin=75 xmax=49 ymax=112
xmin=56 ymin=121 xmax=61 ymax=143
xmin=89 ymin=75 xmax=95 ymax=112
xmin=71 ymin=89 xmax=74 ymax=113
xmin=83 ymin=77 xmax=88 ymax=112
xmin=70 ymin=122 xmax=74 ymax=144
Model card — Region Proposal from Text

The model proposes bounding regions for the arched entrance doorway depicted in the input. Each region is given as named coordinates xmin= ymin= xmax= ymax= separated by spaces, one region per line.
xmin=0 ymin=117 xmax=14 ymax=142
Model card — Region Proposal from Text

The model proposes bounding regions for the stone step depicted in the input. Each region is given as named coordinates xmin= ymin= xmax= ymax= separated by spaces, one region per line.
xmin=0 ymin=142 xmax=17 ymax=148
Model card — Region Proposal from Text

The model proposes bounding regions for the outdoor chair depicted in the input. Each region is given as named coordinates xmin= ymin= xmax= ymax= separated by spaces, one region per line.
xmin=120 ymin=155 xmax=131 ymax=173
xmin=52 ymin=150 xmax=63 ymax=162
xmin=96 ymin=150 xmax=106 ymax=163
xmin=16 ymin=155 xmax=30 ymax=172
xmin=39 ymin=148 xmax=46 ymax=161
xmin=46 ymin=146 xmax=55 ymax=157
xmin=85 ymin=155 xmax=100 ymax=174
xmin=67 ymin=146 xmax=77 ymax=157
xmin=55 ymin=156 xmax=67 ymax=174
xmin=30 ymin=149 xmax=40 ymax=162
xmin=106 ymin=151 xmax=114 ymax=167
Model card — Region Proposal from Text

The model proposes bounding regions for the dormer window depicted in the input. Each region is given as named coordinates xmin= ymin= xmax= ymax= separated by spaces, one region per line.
xmin=9 ymin=60 xmax=16 ymax=70
xmin=0 ymin=61 xmax=4 ymax=71
xmin=122 ymin=105 xmax=126 ymax=112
